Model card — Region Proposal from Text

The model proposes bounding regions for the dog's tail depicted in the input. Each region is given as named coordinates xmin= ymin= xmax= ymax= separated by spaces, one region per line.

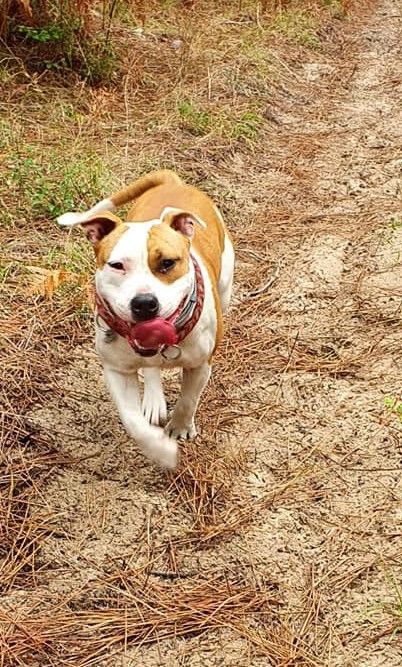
xmin=110 ymin=169 xmax=181 ymax=207
xmin=57 ymin=170 xmax=182 ymax=227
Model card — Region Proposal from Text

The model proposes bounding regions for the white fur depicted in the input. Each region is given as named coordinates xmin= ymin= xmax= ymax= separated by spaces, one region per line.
xmin=59 ymin=198 xmax=233 ymax=469
xmin=219 ymin=233 xmax=235 ymax=314
xmin=104 ymin=367 xmax=177 ymax=468
xmin=97 ymin=221 xmax=194 ymax=321
xmin=57 ymin=198 xmax=115 ymax=227
xmin=142 ymin=368 xmax=167 ymax=425
xmin=95 ymin=244 xmax=219 ymax=468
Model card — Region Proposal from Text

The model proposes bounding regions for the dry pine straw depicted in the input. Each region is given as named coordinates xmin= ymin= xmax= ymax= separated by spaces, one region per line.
xmin=0 ymin=568 xmax=322 ymax=667
xmin=0 ymin=196 xmax=392 ymax=667
xmin=0 ymin=193 xmax=394 ymax=666
xmin=0 ymin=1 xmax=394 ymax=665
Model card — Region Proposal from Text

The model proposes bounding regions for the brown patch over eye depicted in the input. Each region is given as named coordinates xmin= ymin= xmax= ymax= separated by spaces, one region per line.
xmin=147 ymin=223 xmax=190 ymax=283
xmin=96 ymin=224 xmax=128 ymax=267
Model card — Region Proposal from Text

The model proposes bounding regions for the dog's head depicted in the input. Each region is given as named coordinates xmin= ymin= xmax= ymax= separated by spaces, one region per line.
xmin=61 ymin=208 xmax=204 ymax=322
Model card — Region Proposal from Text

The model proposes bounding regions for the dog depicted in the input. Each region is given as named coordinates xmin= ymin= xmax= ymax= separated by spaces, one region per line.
xmin=57 ymin=170 xmax=234 ymax=469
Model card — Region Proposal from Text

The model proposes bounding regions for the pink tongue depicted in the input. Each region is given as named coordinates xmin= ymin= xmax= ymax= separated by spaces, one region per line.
xmin=133 ymin=317 xmax=178 ymax=349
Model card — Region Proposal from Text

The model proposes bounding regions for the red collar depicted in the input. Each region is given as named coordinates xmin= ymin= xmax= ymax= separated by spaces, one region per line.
xmin=95 ymin=255 xmax=205 ymax=357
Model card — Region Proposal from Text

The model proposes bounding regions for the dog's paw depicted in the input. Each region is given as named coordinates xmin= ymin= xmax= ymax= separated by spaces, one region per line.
xmin=142 ymin=392 xmax=167 ymax=426
xmin=143 ymin=427 xmax=178 ymax=469
xmin=165 ymin=419 xmax=197 ymax=441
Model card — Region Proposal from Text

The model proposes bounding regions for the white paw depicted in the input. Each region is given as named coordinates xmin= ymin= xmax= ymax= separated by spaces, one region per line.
xmin=143 ymin=427 xmax=178 ymax=469
xmin=142 ymin=393 xmax=167 ymax=426
xmin=166 ymin=419 xmax=197 ymax=441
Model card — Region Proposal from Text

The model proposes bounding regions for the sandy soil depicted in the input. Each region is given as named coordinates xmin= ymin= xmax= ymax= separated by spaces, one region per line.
xmin=6 ymin=1 xmax=402 ymax=665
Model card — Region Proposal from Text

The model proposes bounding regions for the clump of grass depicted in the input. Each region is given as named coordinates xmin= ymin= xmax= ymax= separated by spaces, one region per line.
xmin=389 ymin=215 xmax=402 ymax=230
xmin=1 ymin=0 xmax=122 ymax=83
xmin=177 ymin=99 xmax=264 ymax=144
xmin=178 ymin=99 xmax=212 ymax=136
xmin=271 ymin=8 xmax=320 ymax=48
xmin=383 ymin=395 xmax=402 ymax=423
xmin=231 ymin=110 xmax=263 ymax=142
xmin=323 ymin=0 xmax=348 ymax=18
xmin=4 ymin=147 xmax=109 ymax=221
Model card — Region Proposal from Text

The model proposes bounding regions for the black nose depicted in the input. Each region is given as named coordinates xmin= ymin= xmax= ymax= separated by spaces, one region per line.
xmin=130 ymin=293 xmax=159 ymax=321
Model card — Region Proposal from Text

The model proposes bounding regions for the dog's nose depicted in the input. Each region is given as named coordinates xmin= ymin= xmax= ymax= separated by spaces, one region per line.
xmin=130 ymin=293 xmax=160 ymax=321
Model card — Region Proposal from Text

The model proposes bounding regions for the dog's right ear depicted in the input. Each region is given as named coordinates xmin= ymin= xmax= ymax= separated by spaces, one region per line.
xmin=57 ymin=211 xmax=122 ymax=245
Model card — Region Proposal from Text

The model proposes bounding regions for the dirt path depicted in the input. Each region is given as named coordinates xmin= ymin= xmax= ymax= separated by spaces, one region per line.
xmin=16 ymin=1 xmax=402 ymax=665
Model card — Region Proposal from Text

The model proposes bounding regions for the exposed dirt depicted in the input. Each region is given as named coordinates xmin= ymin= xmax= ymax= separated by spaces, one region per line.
xmin=2 ymin=1 xmax=402 ymax=665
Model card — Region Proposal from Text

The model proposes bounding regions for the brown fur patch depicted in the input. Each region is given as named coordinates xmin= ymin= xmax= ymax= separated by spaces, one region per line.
xmin=95 ymin=224 xmax=128 ymax=267
xmin=147 ymin=223 xmax=190 ymax=283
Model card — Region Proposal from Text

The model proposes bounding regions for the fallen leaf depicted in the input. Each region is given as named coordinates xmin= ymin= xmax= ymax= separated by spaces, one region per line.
xmin=26 ymin=266 xmax=71 ymax=299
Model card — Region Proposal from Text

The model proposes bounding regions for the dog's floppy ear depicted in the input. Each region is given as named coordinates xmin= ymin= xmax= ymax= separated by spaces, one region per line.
xmin=160 ymin=207 xmax=206 ymax=239
xmin=58 ymin=211 xmax=122 ymax=245
xmin=80 ymin=212 xmax=122 ymax=245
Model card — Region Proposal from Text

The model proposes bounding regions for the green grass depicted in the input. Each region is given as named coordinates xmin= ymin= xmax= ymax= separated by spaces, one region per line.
xmin=322 ymin=0 xmax=346 ymax=18
xmin=380 ymin=564 xmax=402 ymax=638
xmin=271 ymin=9 xmax=320 ymax=48
xmin=178 ymin=100 xmax=212 ymax=136
xmin=45 ymin=241 xmax=92 ymax=276
xmin=0 ymin=262 xmax=16 ymax=285
xmin=389 ymin=215 xmax=402 ymax=230
xmin=230 ymin=111 xmax=263 ymax=142
xmin=177 ymin=99 xmax=263 ymax=143
xmin=383 ymin=396 xmax=402 ymax=423
xmin=0 ymin=118 xmax=17 ymax=149
xmin=4 ymin=147 xmax=110 ymax=221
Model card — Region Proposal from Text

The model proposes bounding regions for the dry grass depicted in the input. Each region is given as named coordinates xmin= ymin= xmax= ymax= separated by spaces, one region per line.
xmin=0 ymin=566 xmax=324 ymax=667
xmin=1 ymin=0 xmax=400 ymax=665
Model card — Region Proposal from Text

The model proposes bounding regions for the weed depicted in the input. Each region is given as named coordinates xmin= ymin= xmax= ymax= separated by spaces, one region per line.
xmin=323 ymin=0 xmax=346 ymax=18
xmin=0 ymin=119 xmax=15 ymax=149
xmin=17 ymin=23 xmax=67 ymax=43
xmin=45 ymin=242 xmax=92 ymax=277
xmin=383 ymin=395 xmax=402 ymax=423
xmin=389 ymin=215 xmax=402 ymax=230
xmin=178 ymin=100 xmax=211 ymax=136
xmin=231 ymin=111 xmax=263 ymax=142
xmin=77 ymin=39 xmax=118 ymax=85
xmin=271 ymin=9 xmax=320 ymax=48
xmin=0 ymin=262 xmax=16 ymax=284
xmin=5 ymin=147 xmax=110 ymax=220
xmin=378 ymin=563 xmax=402 ymax=638
xmin=176 ymin=100 xmax=263 ymax=143
xmin=2 ymin=1 xmax=121 ymax=83
xmin=241 ymin=34 xmax=271 ymax=74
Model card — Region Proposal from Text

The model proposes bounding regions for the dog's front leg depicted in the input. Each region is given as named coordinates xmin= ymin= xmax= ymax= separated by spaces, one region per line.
xmin=103 ymin=366 xmax=177 ymax=468
xmin=142 ymin=367 xmax=167 ymax=426
xmin=166 ymin=362 xmax=211 ymax=440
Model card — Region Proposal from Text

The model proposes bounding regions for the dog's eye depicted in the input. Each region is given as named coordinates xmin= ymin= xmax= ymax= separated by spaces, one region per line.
xmin=159 ymin=259 xmax=176 ymax=273
xmin=108 ymin=261 xmax=124 ymax=271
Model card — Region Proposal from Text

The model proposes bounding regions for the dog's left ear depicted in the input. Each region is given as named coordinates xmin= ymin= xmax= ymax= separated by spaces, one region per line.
xmin=160 ymin=207 xmax=206 ymax=239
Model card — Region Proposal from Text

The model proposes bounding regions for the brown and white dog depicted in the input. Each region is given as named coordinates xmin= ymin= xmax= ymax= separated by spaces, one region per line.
xmin=58 ymin=170 xmax=234 ymax=469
